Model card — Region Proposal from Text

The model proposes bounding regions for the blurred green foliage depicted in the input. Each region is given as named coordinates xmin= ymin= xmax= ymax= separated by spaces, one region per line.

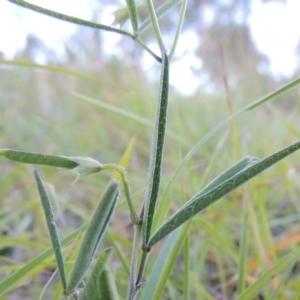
xmin=1 ymin=0 xmax=300 ymax=298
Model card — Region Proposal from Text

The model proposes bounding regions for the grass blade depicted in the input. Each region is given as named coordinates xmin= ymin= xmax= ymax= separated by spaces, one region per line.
xmin=236 ymin=245 xmax=300 ymax=300
xmin=72 ymin=92 xmax=187 ymax=145
xmin=96 ymin=262 xmax=119 ymax=300
xmin=80 ymin=248 xmax=113 ymax=299
xmin=237 ymin=197 xmax=249 ymax=295
xmin=183 ymin=233 xmax=190 ymax=300
xmin=0 ymin=59 xmax=130 ymax=92
xmin=66 ymin=180 xmax=120 ymax=295
xmin=148 ymin=140 xmax=300 ymax=247
xmin=33 ymin=170 xmax=67 ymax=290
xmin=72 ymin=92 xmax=153 ymax=128
xmin=113 ymin=136 xmax=136 ymax=180
xmin=247 ymin=77 xmax=300 ymax=110
xmin=142 ymin=50 xmax=169 ymax=245
xmin=140 ymin=221 xmax=190 ymax=300
xmin=0 ymin=223 xmax=89 ymax=295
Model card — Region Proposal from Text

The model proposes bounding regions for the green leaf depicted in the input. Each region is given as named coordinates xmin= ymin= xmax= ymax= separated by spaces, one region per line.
xmin=8 ymin=0 xmax=133 ymax=38
xmin=72 ymin=92 xmax=187 ymax=145
xmin=0 ymin=149 xmax=103 ymax=182
xmin=0 ymin=149 xmax=77 ymax=169
xmin=183 ymin=231 xmax=190 ymax=300
xmin=236 ymin=245 xmax=300 ymax=300
xmin=194 ymin=156 xmax=259 ymax=197
xmin=158 ymin=77 xmax=300 ymax=213
xmin=148 ymin=140 xmax=300 ymax=247
xmin=96 ymin=264 xmax=119 ymax=300
xmin=80 ymin=248 xmax=118 ymax=300
xmin=152 ymin=132 xmax=228 ymax=234
xmin=247 ymin=77 xmax=300 ymax=110
xmin=113 ymin=136 xmax=136 ymax=180
xmin=142 ymin=50 xmax=169 ymax=245
xmin=66 ymin=180 xmax=120 ymax=296
xmin=33 ymin=170 xmax=67 ymax=290
xmin=237 ymin=201 xmax=249 ymax=295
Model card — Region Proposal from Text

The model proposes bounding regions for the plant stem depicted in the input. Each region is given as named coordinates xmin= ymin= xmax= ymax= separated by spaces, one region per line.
xmin=102 ymin=164 xmax=140 ymax=224
xmin=169 ymin=0 xmax=187 ymax=60
xmin=127 ymin=224 xmax=142 ymax=300
xmin=145 ymin=0 xmax=165 ymax=52
xmin=135 ymin=251 xmax=149 ymax=291
xmin=135 ymin=38 xmax=162 ymax=63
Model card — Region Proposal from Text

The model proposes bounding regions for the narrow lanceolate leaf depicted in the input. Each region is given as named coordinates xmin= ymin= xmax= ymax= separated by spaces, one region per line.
xmin=148 ymin=140 xmax=300 ymax=247
xmin=142 ymin=50 xmax=169 ymax=245
xmin=33 ymin=170 xmax=67 ymax=290
xmin=0 ymin=149 xmax=77 ymax=169
xmin=195 ymin=156 xmax=259 ymax=197
xmin=0 ymin=149 xmax=103 ymax=181
xmin=125 ymin=0 xmax=139 ymax=33
xmin=8 ymin=0 xmax=132 ymax=38
xmin=96 ymin=264 xmax=119 ymax=300
xmin=66 ymin=180 xmax=120 ymax=296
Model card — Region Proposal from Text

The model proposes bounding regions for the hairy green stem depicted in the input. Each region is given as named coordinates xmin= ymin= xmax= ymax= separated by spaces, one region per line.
xmin=136 ymin=251 xmax=149 ymax=291
xmin=127 ymin=224 xmax=142 ymax=300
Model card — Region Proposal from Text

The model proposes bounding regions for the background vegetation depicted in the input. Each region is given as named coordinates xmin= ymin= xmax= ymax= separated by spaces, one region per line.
xmin=1 ymin=0 xmax=300 ymax=299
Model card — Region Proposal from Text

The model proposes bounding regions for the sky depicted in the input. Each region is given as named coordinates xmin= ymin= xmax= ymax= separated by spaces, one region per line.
xmin=0 ymin=0 xmax=299 ymax=95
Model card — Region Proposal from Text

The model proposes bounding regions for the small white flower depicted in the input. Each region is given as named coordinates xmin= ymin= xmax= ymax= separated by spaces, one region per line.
xmin=63 ymin=157 xmax=103 ymax=183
